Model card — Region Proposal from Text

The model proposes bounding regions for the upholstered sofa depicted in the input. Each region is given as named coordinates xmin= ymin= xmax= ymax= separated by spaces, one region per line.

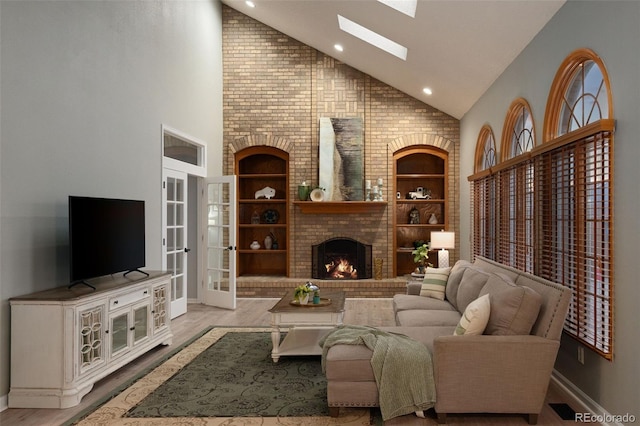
xmin=323 ymin=256 xmax=571 ymax=424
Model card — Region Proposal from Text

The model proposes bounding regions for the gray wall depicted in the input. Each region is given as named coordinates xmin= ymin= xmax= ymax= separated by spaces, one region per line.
xmin=0 ymin=0 xmax=223 ymax=402
xmin=460 ymin=1 xmax=640 ymax=418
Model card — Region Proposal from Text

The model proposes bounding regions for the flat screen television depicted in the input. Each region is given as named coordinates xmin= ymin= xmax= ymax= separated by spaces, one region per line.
xmin=69 ymin=196 xmax=146 ymax=287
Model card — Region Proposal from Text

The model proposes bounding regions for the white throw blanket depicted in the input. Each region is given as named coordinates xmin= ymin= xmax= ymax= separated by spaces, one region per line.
xmin=320 ymin=325 xmax=436 ymax=420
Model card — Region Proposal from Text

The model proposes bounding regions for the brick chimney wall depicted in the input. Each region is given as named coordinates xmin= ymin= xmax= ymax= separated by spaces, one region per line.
xmin=223 ymin=6 xmax=460 ymax=296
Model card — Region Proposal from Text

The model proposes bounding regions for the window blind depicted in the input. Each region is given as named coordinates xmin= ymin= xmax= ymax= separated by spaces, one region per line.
xmin=536 ymin=130 xmax=613 ymax=359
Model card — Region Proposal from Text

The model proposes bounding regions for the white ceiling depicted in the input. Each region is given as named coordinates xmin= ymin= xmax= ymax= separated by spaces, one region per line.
xmin=220 ymin=0 xmax=565 ymax=119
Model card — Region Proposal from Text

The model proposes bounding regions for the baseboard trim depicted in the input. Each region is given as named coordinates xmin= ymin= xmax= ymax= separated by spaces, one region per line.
xmin=550 ymin=370 xmax=624 ymax=426
xmin=0 ymin=394 xmax=8 ymax=412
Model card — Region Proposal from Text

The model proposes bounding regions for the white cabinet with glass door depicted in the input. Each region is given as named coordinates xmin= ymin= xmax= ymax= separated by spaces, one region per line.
xmin=108 ymin=300 xmax=150 ymax=361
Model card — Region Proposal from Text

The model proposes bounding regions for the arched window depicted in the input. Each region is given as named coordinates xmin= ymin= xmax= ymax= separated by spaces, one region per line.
xmin=544 ymin=49 xmax=612 ymax=141
xmin=495 ymin=99 xmax=536 ymax=272
xmin=470 ymin=125 xmax=497 ymax=260
xmin=502 ymin=99 xmax=536 ymax=159
xmin=475 ymin=125 xmax=497 ymax=172
xmin=540 ymin=48 xmax=614 ymax=360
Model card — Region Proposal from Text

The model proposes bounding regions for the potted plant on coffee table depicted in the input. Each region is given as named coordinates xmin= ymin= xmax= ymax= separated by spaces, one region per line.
xmin=294 ymin=284 xmax=312 ymax=304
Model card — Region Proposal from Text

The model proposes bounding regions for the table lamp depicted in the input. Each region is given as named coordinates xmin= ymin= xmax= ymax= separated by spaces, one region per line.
xmin=430 ymin=231 xmax=455 ymax=268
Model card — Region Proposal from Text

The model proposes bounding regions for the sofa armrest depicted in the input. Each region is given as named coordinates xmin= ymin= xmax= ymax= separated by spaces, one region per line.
xmin=433 ymin=335 xmax=560 ymax=415
xmin=407 ymin=281 xmax=422 ymax=295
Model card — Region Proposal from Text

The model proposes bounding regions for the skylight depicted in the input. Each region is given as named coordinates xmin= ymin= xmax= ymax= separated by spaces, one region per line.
xmin=337 ymin=15 xmax=408 ymax=61
xmin=377 ymin=0 xmax=418 ymax=18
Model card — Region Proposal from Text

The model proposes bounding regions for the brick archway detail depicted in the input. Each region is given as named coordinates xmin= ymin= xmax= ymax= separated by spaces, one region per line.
xmin=229 ymin=134 xmax=293 ymax=155
xmin=388 ymin=133 xmax=452 ymax=153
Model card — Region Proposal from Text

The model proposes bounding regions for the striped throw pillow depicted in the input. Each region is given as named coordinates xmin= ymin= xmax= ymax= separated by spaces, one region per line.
xmin=454 ymin=294 xmax=491 ymax=336
xmin=420 ymin=267 xmax=452 ymax=300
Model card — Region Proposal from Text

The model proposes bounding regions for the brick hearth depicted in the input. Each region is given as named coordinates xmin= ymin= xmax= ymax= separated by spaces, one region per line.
xmin=237 ymin=277 xmax=409 ymax=298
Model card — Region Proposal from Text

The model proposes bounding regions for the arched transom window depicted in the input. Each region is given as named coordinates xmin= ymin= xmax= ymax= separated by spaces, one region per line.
xmin=502 ymin=98 xmax=535 ymax=159
xmin=475 ymin=125 xmax=497 ymax=172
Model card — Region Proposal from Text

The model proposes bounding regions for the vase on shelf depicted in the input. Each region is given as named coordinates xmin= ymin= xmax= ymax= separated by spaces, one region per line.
xmin=298 ymin=181 xmax=311 ymax=201
xmin=250 ymin=240 xmax=260 ymax=250
xmin=428 ymin=213 xmax=438 ymax=224
xmin=264 ymin=235 xmax=273 ymax=250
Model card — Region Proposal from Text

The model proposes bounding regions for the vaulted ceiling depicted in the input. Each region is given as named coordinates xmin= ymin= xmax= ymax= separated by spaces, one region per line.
xmin=221 ymin=0 xmax=565 ymax=119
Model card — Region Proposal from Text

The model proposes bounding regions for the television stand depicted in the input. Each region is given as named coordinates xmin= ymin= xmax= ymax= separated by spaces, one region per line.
xmin=9 ymin=271 xmax=172 ymax=408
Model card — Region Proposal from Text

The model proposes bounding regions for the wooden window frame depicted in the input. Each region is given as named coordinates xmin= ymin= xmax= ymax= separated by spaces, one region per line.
xmin=470 ymin=125 xmax=498 ymax=260
xmin=494 ymin=99 xmax=537 ymax=272
xmin=469 ymin=49 xmax=614 ymax=360
xmin=541 ymin=48 xmax=614 ymax=360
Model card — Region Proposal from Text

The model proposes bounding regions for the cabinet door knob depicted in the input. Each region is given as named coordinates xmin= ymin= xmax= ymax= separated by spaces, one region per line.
xmin=129 ymin=327 xmax=135 ymax=331
xmin=184 ymin=247 xmax=191 ymax=253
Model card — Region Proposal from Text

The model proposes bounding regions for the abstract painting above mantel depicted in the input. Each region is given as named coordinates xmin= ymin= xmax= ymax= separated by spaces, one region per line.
xmin=319 ymin=118 xmax=364 ymax=201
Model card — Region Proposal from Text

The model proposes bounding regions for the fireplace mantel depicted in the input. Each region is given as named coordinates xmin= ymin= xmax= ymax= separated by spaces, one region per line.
xmin=293 ymin=201 xmax=387 ymax=214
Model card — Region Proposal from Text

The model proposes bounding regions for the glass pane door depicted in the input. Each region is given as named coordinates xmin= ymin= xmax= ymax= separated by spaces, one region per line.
xmin=202 ymin=176 xmax=236 ymax=309
xmin=163 ymin=169 xmax=188 ymax=318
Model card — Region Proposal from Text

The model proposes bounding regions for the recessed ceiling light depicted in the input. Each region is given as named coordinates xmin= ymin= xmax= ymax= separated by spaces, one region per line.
xmin=334 ymin=44 xmax=344 ymax=52
xmin=245 ymin=1 xmax=255 ymax=8
xmin=377 ymin=0 xmax=418 ymax=18
xmin=337 ymin=15 xmax=407 ymax=61
xmin=423 ymin=87 xmax=433 ymax=95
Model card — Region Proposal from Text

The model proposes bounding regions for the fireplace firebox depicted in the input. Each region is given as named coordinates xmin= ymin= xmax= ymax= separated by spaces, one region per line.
xmin=312 ymin=237 xmax=372 ymax=280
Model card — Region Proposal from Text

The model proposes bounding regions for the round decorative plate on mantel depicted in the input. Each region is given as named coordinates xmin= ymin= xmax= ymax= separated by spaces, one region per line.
xmin=310 ymin=188 xmax=324 ymax=202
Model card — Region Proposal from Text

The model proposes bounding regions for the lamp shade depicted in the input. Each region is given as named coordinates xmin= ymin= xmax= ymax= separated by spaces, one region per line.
xmin=430 ymin=231 xmax=455 ymax=249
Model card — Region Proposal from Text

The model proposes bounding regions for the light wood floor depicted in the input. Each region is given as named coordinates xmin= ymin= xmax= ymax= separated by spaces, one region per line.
xmin=1 ymin=298 xmax=575 ymax=426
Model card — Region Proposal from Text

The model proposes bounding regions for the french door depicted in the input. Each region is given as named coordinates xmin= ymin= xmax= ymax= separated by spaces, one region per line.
xmin=202 ymin=176 xmax=236 ymax=309
xmin=162 ymin=169 xmax=188 ymax=318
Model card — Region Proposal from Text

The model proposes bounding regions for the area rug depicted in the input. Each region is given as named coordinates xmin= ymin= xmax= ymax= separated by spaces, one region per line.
xmin=72 ymin=327 xmax=371 ymax=426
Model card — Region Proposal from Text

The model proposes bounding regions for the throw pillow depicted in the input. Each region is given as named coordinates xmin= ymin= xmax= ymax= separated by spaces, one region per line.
xmin=455 ymin=266 xmax=491 ymax=312
xmin=420 ymin=267 xmax=452 ymax=300
xmin=453 ymin=294 xmax=491 ymax=336
xmin=445 ymin=260 xmax=472 ymax=310
xmin=479 ymin=273 xmax=543 ymax=335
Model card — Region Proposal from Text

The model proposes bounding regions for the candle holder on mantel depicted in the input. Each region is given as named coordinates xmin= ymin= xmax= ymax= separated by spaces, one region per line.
xmin=365 ymin=178 xmax=384 ymax=201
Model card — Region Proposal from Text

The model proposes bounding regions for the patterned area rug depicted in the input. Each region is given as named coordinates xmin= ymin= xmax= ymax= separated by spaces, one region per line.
xmin=72 ymin=327 xmax=371 ymax=426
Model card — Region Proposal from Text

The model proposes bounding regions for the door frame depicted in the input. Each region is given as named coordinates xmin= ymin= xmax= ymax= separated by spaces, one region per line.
xmin=161 ymin=125 xmax=208 ymax=318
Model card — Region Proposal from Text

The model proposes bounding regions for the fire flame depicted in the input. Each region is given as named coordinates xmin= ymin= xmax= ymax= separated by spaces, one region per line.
xmin=325 ymin=258 xmax=358 ymax=279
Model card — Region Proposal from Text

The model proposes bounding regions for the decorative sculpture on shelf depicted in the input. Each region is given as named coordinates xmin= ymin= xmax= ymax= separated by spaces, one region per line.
xmin=409 ymin=207 xmax=420 ymax=224
xmin=255 ymin=186 xmax=276 ymax=199
xmin=407 ymin=187 xmax=431 ymax=200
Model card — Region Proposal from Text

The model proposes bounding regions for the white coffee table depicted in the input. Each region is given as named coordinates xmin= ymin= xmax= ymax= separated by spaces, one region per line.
xmin=268 ymin=290 xmax=345 ymax=362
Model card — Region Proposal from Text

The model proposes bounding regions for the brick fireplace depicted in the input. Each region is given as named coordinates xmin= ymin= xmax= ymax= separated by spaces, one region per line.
xmin=312 ymin=237 xmax=372 ymax=280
